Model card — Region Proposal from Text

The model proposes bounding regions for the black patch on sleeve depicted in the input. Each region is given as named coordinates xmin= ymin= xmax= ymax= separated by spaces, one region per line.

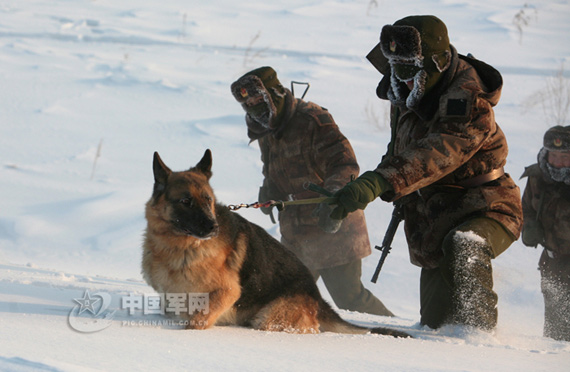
xmin=439 ymin=91 xmax=473 ymax=123
xmin=446 ymin=99 xmax=468 ymax=116
xmin=317 ymin=113 xmax=333 ymax=125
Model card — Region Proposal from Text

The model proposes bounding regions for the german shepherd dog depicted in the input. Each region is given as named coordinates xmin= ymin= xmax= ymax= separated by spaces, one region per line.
xmin=142 ymin=149 xmax=410 ymax=337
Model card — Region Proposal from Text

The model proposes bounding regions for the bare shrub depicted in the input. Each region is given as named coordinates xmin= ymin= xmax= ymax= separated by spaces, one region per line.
xmin=367 ymin=0 xmax=379 ymax=16
xmin=524 ymin=63 xmax=570 ymax=127
xmin=243 ymin=31 xmax=268 ymax=68
xmin=513 ymin=3 xmax=538 ymax=44
xmin=364 ymin=99 xmax=390 ymax=131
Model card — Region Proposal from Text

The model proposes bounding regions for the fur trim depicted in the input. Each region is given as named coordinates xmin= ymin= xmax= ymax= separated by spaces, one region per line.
xmin=245 ymin=114 xmax=270 ymax=140
xmin=380 ymin=24 xmax=424 ymax=67
xmin=231 ymin=74 xmax=264 ymax=103
xmin=407 ymin=70 xmax=428 ymax=109
xmin=387 ymin=66 xmax=428 ymax=110
xmin=543 ymin=125 xmax=570 ymax=151
xmin=432 ymin=50 xmax=452 ymax=72
xmin=387 ymin=71 xmax=407 ymax=107
xmin=538 ymin=147 xmax=550 ymax=178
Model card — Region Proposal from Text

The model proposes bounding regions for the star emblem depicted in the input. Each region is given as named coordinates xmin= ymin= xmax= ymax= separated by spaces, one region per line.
xmin=553 ymin=138 xmax=563 ymax=147
xmin=390 ymin=40 xmax=397 ymax=52
xmin=74 ymin=290 xmax=100 ymax=315
xmin=240 ymin=87 xmax=248 ymax=98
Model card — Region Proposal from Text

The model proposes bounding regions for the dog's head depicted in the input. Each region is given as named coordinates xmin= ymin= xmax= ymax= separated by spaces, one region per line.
xmin=149 ymin=149 xmax=219 ymax=240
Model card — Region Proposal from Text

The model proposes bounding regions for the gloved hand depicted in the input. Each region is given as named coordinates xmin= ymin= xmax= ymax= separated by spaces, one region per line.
xmin=522 ymin=220 xmax=545 ymax=248
xmin=313 ymin=203 xmax=343 ymax=233
xmin=330 ymin=171 xmax=390 ymax=220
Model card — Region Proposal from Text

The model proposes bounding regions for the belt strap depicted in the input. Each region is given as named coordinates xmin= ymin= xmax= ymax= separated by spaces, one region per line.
xmin=458 ymin=167 xmax=505 ymax=188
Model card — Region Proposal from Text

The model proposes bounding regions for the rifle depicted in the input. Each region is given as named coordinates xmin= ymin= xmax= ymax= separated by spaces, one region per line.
xmin=371 ymin=205 xmax=403 ymax=283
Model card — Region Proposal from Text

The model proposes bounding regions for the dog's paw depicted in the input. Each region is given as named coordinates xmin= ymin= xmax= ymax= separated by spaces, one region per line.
xmin=185 ymin=314 xmax=211 ymax=330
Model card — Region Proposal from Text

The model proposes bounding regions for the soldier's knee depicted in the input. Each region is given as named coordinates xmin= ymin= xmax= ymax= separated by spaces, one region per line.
xmin=442 ymin=218 xmax=514 ymax=263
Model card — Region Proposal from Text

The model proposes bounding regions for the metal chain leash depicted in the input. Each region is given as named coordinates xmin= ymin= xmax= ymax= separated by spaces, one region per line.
xmin=227 ymin=196 xmax=336 ymax=211
xmin=227 ymin=200 xmax=279 ymax=211
xmin=226 ymin=181 xmax=344 ymax=211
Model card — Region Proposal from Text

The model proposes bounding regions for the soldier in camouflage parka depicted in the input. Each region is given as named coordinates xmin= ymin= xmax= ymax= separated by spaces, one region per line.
xmin=231 ymin=66 xmax=393 ymax=316
xmin=332 ymin=16 xmax=523 ymax=330
xmin=521 ymin=125 xmax=570 ymax=341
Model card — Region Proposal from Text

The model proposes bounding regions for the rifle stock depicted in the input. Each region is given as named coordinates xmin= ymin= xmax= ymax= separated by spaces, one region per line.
xmin=371 ymin=206 xmax=403 ymax=283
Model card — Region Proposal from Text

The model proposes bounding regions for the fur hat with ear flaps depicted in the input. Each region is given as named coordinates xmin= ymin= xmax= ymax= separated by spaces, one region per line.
xmin=543 ymin=125 xmax=570 ymax=152
xmin=378 ymin=15 xmax=452 ymax=110
xmin=538 ymin=125 xmax=570 ymax=185
xmin=231 ymin=66 xmax=288 ymax=140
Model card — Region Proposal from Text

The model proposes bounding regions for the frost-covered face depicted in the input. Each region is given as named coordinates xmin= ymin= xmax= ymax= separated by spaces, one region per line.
xmin=547 ymin=150 xmax=570 ymax=168
xmin=392 ymin=63 xmax=421 ymax=90
xmin=538 ymin=148 xmax=570 ymax=185
xmin=546 ymin=150 xmax=570 ymax=185
xmin=378 ymin=16 xmax=452 ymax=110
xmin=231 ymin=72 xmax=284 ymax=133
xmin=243 ymin=93 xmax=271 ymax=129
xmin=388 ymin=60 xmax=428 ymax=110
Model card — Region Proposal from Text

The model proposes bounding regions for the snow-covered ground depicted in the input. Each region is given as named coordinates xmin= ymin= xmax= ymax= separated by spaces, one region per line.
xmin=1 ymin=0 xmax=569 ymax=371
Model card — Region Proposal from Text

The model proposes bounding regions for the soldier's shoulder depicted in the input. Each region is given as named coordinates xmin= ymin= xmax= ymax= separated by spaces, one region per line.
xmin=520 ymin=163 xmax=541 ymax=179
xmin=297 ymin=100 xmax=335 ymax=126
xmin=438 ymin=57 xmax=500 ymax=123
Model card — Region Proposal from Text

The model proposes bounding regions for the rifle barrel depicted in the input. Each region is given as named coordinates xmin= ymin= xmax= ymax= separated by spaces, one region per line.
xmin=371 ymin=245 xmax=391 ymax=283
xmin=370 ymin=206 xmax=403 ymax=283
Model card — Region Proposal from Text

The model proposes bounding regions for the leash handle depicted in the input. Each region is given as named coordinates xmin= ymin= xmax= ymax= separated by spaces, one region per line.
xmin=303 ymin=182 xmax=334 ymax=197
xmin=282 ymin=196 xmax=337 ymax=206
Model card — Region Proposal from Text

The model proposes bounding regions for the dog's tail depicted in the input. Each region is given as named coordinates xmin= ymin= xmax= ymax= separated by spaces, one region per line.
xmin=317 ymin=300 xmax=411 ymax=338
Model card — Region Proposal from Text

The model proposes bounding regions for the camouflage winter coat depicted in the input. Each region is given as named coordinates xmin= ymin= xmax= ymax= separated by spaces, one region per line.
xmin=374 ymin=50 xmax=523 ymax=268
xmin=521 ymin=163 xmax=570 ymax=256
xmin=255 ymin=90 xmax=371 ymax=271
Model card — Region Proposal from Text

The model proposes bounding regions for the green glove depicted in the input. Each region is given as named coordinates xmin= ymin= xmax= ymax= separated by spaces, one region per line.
xmin=522 ymin=220 xmax=545 ymax=248
xmin=330 ymin=171 xmax=390 ymax=220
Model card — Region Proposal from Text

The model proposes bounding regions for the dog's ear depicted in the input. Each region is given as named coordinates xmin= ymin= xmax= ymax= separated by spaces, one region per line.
xmin=194 ymin=149 xmax=213 ymax=179
xmin=153 ymin=152 xmax=171 ymax=194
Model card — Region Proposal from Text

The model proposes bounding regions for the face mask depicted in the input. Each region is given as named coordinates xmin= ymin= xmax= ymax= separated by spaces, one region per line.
xmin=244 ymin=101 xmax=271 ymax=129
xmin=239 ymin=89 xmax=272 ymax=128
xmin=538 ymin=147 xmax=570 ymax=185
xmin=387 ymin=62 xmax=427 ymax=110
xmin=546 ymin=163 xmax=570 ymax=185
xmin=393 ymin=63 xmax=421 ymax=82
